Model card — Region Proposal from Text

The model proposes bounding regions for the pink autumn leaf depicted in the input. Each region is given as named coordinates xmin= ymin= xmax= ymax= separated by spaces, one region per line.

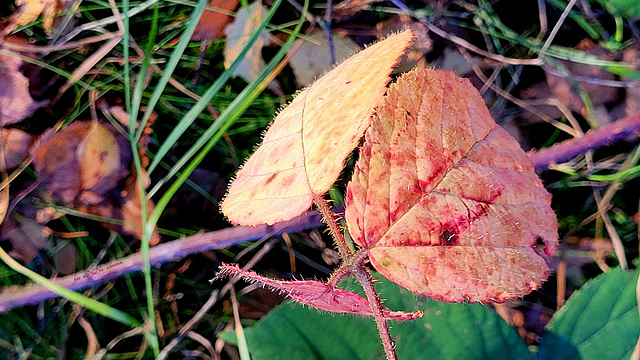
xmin=218 ymin=264 xmax=422 ymax=321
xmin=345 ymin=68 xmax=559 ymax=303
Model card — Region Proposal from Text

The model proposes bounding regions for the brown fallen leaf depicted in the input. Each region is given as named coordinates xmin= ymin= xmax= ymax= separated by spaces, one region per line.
xmin=544 ymin=39 xmax=618 ymax=122
xmin=192 ymin=0 xmax=239 ymax=42
xmin=4 ymin=0 xmax=74 ymax=36
xmin=288 ymin=30 xmax=360 ymax=87
xmin=223 ymin=0 xmax=282 ymax=95
xmin=221 ymin=29 xmax=414 ymax=226
xmin=119 ymin=171 xmax=160 ymax=245
xmin=0 ymin=215 xmax=49 ymax=264
xmin=1 ymin=128 xmax=34 ymax=172
xmin=32 ymin=121 xmax=131 ymax=205
xmin=0 ymin=49 xmax=48 ymax=126
xmin=345 ymin=68 xmax=559 ymax=303
xmin=76 ymin=121 xmax=122 ymax=196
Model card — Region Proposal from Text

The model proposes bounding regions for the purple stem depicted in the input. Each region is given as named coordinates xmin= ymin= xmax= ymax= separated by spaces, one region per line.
xmin=0 ymin=210 xmax=327 ymax=311
xmin=529 ymin=113 xmax=640 ymax=171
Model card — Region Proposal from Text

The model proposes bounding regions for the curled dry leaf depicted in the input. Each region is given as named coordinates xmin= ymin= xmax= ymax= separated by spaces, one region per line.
xmin=0 ymin=215 xmax=49 ymax=263
xmin=222 ymin=29 xmax=414 ymax=226
xmin=77 ymin=121 xmax=122 ymax=192
xmin=1 ymin=128 xmax=34 ymax=171
xmin=5 ymin=0 xmax=74 ymax=36
xmin=0 ymin=50 xmax=48 ymax=126
xmin=223 ymin=0 xmax=281 ymax=94
xmin=288 ymin=30 xmax=360 ymax=87
xmin=219 ymin=264 xmax=422 ymax=320
xmin=192 ymin=0 xmax=239 ymax=41
xmin=345 ymin=68 xmax=559 ymax=303
xmin=32 ymin=121 xmax=131 ymax=204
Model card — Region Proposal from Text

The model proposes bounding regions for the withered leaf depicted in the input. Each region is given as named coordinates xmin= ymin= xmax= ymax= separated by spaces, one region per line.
xmin=223 ymin=1 xmax=278 ymax=91
xmin=76 ymin=121 xmax=121 ymax=193
xmin=222 ymin=29 xmax=414 ymax=226
xmin=0 ymin=50 xmax=48 ymax=126
xmin=192 ymin=0 xmax=239 ymax=41
xmin=32 ymin=121 xmax=131 ymax=205
xmin=0 ymin=215 xmax=49 ymax=264
xmin=288 ymin=30 xmax=360 ymax=87
xmin=219 ymin=264 xmax=421 ymax=320
xmin=345 ymin=68 xmax=559 ymax=303
xmin=5 ymin=0 xmax=74 ymax=36
xmin=0 ymin=128 xmax=33 ymax=172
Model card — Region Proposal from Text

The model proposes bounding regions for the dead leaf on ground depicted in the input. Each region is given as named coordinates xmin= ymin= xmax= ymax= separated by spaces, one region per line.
xmin=0 ymin=49 xmax=49 ymax=126
xmin=345 ymin=68 xmax=559 ymax=303
xmin=53 ymin=240 xmax=77 ymax=275
xmin=223 ymin=0 xmax=282 ymax=95
xmin=288 ymin=30 xmax=360 ymax=87
xmin=119 ymin=172 xmax=161 ymax=245
xmin=0 ymin=215 xmax=48 ymax=263
xmin=1 ymin=128 xmax=34 ymax=172
xmin=31 ymin=120 xmax=160 ymax=242
xmin=622 ymin=46 xmax=640 ymax=117
xmin=192 ymin=0 xmax=239 ymax=42
xmin=544 ymin=39 xmax=618 ymax=123
xmin=76 ymin=121 xmax=122 ymax=195
xmin=4 ymin=0 xmax=74 ymax=36
xmin=221 ymin=29 xmax=414 ymax=226
xmin=31 ymin=121 xmax=131 ymax=205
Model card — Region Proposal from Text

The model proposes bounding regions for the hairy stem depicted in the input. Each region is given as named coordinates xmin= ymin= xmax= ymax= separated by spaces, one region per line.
xmin=353 ymin=262 xmax=397 ymax=360
xmin=312 ymin=193 xmax=354 ymax=261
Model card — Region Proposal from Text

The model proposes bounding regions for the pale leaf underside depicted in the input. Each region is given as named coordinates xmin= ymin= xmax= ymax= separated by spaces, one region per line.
xmin=345 ymin=68 xmax=559 ymax=303
xmin=219 ymin=264 xmax=422 ymax=320
xmin=221 ymin=30 xmax=414 ymax=226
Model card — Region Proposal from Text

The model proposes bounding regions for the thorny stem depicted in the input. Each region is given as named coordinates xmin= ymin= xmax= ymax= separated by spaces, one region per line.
xmin=312 ymin=194 xmax=396 ymax=359
xmin=312 ymin=193 xmax=354 ymax=261
xmin=327 ymin=249 xmax=369 ymax=288
xmin=353 ymin=259 xmax=398 ymax=360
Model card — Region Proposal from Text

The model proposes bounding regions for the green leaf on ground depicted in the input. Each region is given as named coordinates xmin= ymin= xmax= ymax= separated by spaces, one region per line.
xmin=538 ymin=267 xmax=640 ymax=360
xmin=220 ymin=275 xmax=530 ymax=360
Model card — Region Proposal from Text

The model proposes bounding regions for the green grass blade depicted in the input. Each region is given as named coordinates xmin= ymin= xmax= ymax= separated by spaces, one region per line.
xmin=0 ymin=247 xmax=140 ymax=327
xmin=147 ymin=0 xmax=284 ymax=175
xmin=123 ymin=0 xmax=131 ymax=112
xmin=135 ymin=0 xmax=209 ymax=141
xmin=148 ymin=0 xmax=308 ymax=230
xmin=130 ymin=3 xmax=160 ymax=134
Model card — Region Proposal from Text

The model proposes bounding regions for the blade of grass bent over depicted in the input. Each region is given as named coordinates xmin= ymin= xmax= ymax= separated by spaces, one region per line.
xmin=147 ymin=0 xmax=283 ymax=176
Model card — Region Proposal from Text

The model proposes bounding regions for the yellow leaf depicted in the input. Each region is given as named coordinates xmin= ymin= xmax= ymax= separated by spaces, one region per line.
xmin=76 ymin=121 xmax=121 ymax=191
xmin=221 ymin=29 xmax=414 ymax=226
xmin=9 ymin=0 xmax=66 ymax=35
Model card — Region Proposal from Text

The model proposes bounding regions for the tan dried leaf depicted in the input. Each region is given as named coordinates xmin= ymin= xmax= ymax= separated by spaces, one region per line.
xmin=288 ymin=30 xmax=360 ymax=87
xmin=6 ymin=0 xmax=73 ymax=36
xmin=222 ymin=29 xmax=414 ymax=225
xmin=223 ymin=1 xmax=273 ymax=85
xmin=0 ymin=50 xmax=48 ymax=126
xmin=192 ymin=0 xmax=239 ymax=41
xmin=345 ymin=68 xmax=559 ymax=303
xmin=76 ymin=121 xmax=121 ymax=191
xmin=0 ymin=128 xmax=33 ymax=172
